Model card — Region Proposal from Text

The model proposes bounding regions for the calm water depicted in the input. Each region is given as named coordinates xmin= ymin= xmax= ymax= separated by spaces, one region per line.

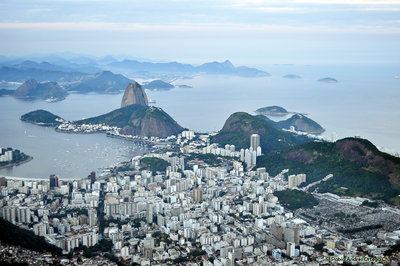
xmin=146 ymin=64 xmax=400 ymax=153
xmin=0 ymin=64 xmax=399 ymax=179
xmin=0 ymin=94 xmax=146 ymax=179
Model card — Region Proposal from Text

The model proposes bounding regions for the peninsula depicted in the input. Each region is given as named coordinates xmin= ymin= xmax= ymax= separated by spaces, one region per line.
xmin=0 ymin=147 xmax=32 ymax=169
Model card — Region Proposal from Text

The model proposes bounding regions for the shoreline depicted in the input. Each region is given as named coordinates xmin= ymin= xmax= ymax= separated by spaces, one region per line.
xmin=0 ymin=156 xmax=33 ymax=170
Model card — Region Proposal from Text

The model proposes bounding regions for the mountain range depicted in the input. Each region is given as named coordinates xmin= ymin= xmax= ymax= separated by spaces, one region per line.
xmin=0 ymin=55 xmax=269 ymax=81
xmin=107 ymin=59 xmax=269 ymax=77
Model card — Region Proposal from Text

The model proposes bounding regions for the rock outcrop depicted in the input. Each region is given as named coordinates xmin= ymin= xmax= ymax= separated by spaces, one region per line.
xmin=121 ymin=82 xmax=148 ymax=108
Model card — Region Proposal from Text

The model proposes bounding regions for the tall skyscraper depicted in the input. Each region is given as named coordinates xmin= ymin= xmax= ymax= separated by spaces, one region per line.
xmin=49 ymin=175 xmax=59 ymax=190
xmin=250 ymin=134 xmax=260 ymax=151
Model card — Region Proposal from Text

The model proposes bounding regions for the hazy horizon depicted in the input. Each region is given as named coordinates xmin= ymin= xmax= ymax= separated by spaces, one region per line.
xmin=1 ymin=0 xmax=400 ymax=65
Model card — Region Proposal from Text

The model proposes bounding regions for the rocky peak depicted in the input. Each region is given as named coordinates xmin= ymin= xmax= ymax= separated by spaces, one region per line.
xmin=121 ymin=82 xmax=148 ymax=108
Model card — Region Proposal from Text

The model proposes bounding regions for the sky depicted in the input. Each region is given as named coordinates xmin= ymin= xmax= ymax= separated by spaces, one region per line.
xmin=0 ymin=0 xmax=400 ymax=65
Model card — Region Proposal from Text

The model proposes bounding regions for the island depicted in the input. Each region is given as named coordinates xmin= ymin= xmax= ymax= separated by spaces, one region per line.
xmin=142 ymin=80 xmax=174 ymax=91
xmin=255 ymin=106 xmax=291 ymax=116
xmin=283 ymin=74 xmax=302 ymax=79
xmin=0 ymin=147 xmax=32 ymax=169
xmin=317 ymin=77 xmax=338 ymax=83
xmin=21 ymin=109 xmax=65 ymax=126
xmin=13 ymin=79 xmax=68 ymax=101
xmin=177 ymin=84 xmax=192 ymax=88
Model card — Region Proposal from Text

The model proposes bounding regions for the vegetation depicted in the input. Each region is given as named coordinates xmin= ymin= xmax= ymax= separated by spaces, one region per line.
xmin=0 ymin=148 xmax=32 ymax=168
xmin=274 ymin=189 xmax=318 ymax=210
xmin=185 ymin=153 xmax=222 ymax=167
xmin=0 ymin=88 xmax=14 ymax=96
xmin=140 ymin=157 xmax=170 ymax=174
xmin=255 ymin=105 xmax=288 ymax=115
xmin=384 ymin=243 xmax=400 ymax=256
xmin=274 ymin=114 xmax=325 ymax=134
xmin=338 ymin=224 xmax=382 ymax=234
xmin=21 ymin=109 xmax=63 ymax=126
xmin=172 ymin=249 xmax=207 ymax=264
xmin=0 ymin=218 xmax=62 ymax=255
xmin=75 ymin=104 xmax=184 ymax=138
xmin=361 ymin=200 xmax=379 ymax=208
xmin=211 ymin=112 xmax=311 ymax=153
xmin=143 ymin=80 xmax=174 ymax=90
xmin=257 ymin=138 xmax=400 ymax=204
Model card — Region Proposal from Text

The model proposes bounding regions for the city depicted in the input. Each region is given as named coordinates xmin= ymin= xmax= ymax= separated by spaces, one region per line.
xmin=1 ymin=131 xmax=399 ymax=265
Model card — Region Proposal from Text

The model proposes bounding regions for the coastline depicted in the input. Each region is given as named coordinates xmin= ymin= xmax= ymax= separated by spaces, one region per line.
xmin=0 ymin=156 xmax=33 ymax=170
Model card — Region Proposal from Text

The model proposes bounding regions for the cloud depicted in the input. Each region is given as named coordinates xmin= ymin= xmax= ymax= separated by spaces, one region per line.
xmin=0 ymin=21 xmax=399 ymax=35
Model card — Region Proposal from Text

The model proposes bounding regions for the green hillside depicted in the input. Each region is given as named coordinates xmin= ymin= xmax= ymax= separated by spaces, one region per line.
xmin=75 ymin=104 xmax=184 ymax=138
xmin=21 ymin=109 xmax=64 ymax=126
xmin=256 ymin=138 xmax=400 ymax=204
xmin=211 ymin=112 xmax=311 ymax=153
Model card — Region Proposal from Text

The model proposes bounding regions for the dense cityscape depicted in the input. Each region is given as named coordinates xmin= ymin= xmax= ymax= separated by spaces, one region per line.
xmin=1 ymin=130 xmax=400 ymax=265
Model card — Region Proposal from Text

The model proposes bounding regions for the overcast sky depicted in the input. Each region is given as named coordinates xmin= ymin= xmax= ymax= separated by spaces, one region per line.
xmin=1 ymin=0 xmax=399 ymax=65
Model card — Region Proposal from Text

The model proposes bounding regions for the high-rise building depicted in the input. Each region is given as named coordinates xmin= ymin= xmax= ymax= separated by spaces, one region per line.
xmin=250 ymin=134 xmax=260 ymax=151
xmin=286 ymin=242 xmax=296 ymax=257
xmin=192 ymin=188 xmax=203 ymax=203
xmin=146 ymin=203 xmax=153 ymax=224
xmin=49 ymin=175 xmax=59 ymax=190
xmin=88 ymin=208 xmax=97 ymax=227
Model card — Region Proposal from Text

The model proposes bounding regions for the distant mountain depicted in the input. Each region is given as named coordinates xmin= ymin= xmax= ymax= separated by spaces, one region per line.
xmin=318 ymin=77 xmax=338 ymax=83
xmin=274 ymin=114 xmax=325 ymax=135
xmin=108 ymin=59 xmax=195 ymax=73
xmin=283 ymin=74 xmax=301 ymax=79
xmin=108 ymin=59 xmax=269 ymax=77
xmin=121 ymin=82 xmax=148 ymax=108
xmin=21 ymin=109 xmax=64 ymax=126
xmin=13 ymin=79 xmax=68 ymax=101
xmin=66 ymin=71 xmax=132 ymax=94
xmin=75 ymin=104 xmax=184 ymax=138
xmin=210 ymin=112 xmax=311 ymax=153
xmin=11 ymin=60 xmax=73 ymax=72
xmin=256 ymin=138 xmax=400 ymax=205
xmin=143 ymin=80 xmax=174 ymax=91
xmin=0 ymin=65 xmax=87 ymax=82
xmin=255 ymin=106 xmax=289 ymax=116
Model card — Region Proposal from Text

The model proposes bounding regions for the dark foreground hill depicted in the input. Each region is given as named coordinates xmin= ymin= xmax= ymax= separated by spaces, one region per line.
xmin=0 ymin=218 xmax=62 ymax=255
xmin=211 ymin=112 xmax=312 ymax=153
xmin=256 ymin=138 xmax=400 ymax=205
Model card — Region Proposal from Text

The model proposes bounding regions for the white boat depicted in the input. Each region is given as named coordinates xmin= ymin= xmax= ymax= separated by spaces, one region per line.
xmin=148 ymin=99 xmax=156 ymax=104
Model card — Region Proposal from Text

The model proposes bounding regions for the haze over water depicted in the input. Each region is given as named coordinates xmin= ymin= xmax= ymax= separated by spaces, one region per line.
xmin=1 ymin=63 xmax=399 ymax=179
